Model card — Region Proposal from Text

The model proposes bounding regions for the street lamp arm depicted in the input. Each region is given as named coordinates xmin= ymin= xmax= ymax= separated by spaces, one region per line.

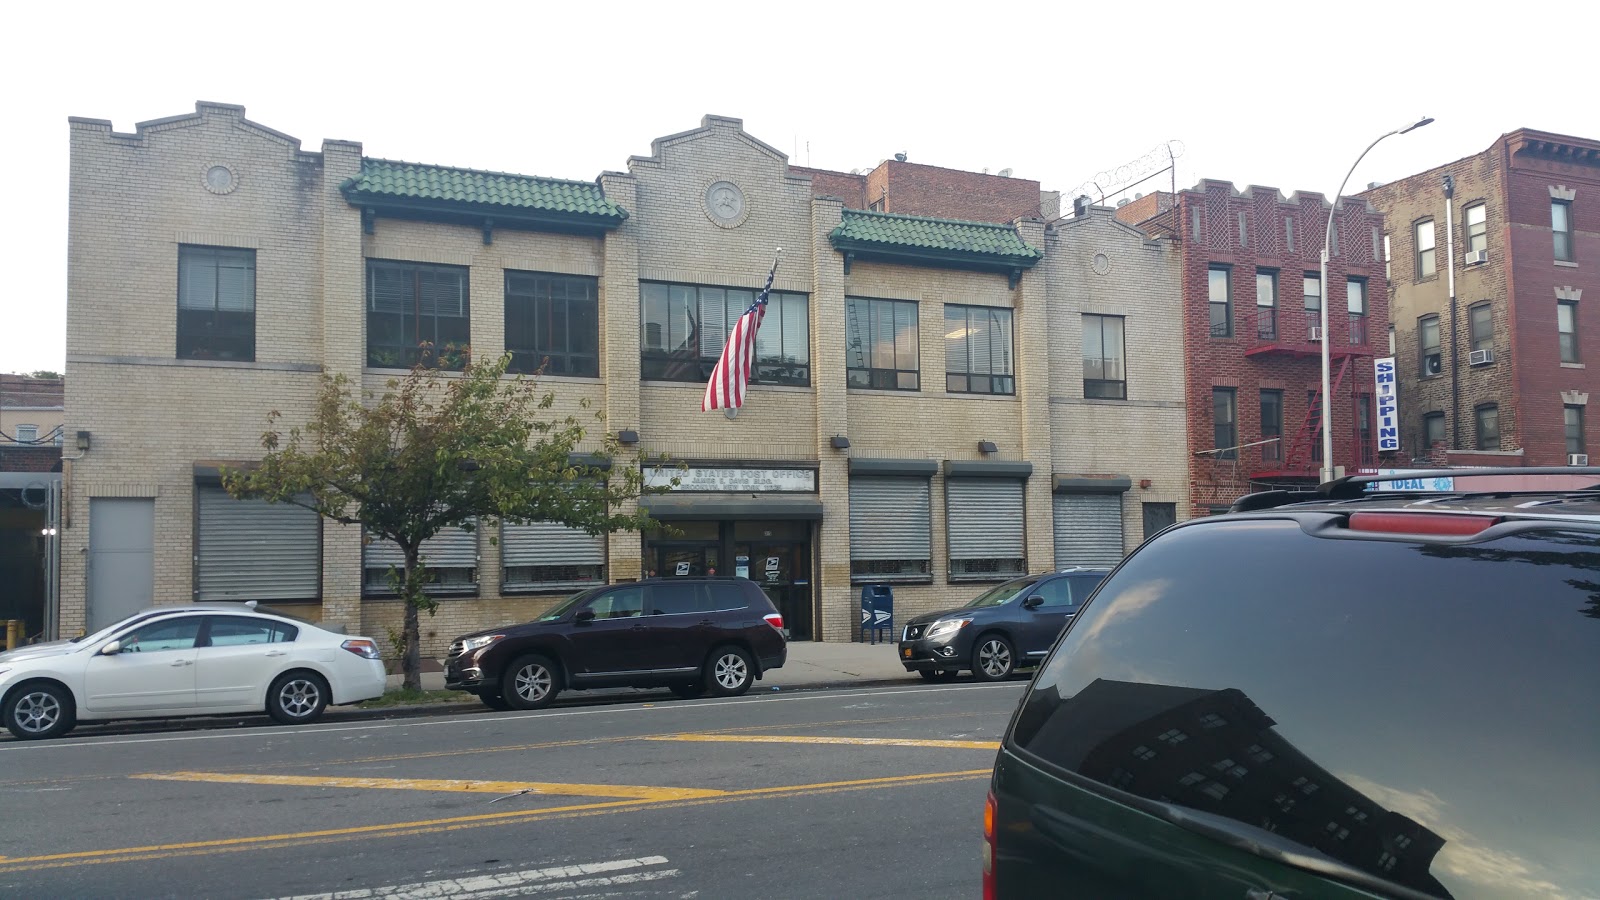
xmin=1321 ymin=129 xmax=1402 ymax=257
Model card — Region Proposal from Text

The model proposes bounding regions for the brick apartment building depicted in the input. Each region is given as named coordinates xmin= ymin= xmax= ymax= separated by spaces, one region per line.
xmin=59 ymin=102 xmax=1188 ymax=651
xmin=1361 ymin=129 xmax=1600 ymax=465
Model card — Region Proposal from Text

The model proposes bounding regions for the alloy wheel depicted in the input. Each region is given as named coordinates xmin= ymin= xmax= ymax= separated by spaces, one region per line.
xmin=13 ymin=690 xmax=61 ymax=735
xmin=713 ymin=653 xmax=749 ymax=690
xmin=278 ymin=678 xmax=322 ymax=719
xmin=514 ymin=663 xmax=553 ymax=703
xmin=978 ymin=640 xmax=1012 ymax=678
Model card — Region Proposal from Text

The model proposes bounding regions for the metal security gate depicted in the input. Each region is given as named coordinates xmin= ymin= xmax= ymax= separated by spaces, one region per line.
xmin=945 ymin=478 xmax=1025 ymax=575
xmin=195 ymin=485 xmax=320 ymax=602
xmin=365 ymin=524 xmax=479 ymax=594
xmin=1053 ymin=493 xmax=1125 ymax=568
xmin=848 ymin=477 xmax=932 ymax=565
xmin=501 ymin=520 xmax=606 ymax=590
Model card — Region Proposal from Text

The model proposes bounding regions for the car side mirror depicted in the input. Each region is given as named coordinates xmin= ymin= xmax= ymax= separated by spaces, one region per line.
xmin=574 ymin=609 xmax=596 ymax=625
xmin=99 ymin=640 xmax=121 ymax=655
xmin=1022 ymin=595 xmax=1044 ymax=610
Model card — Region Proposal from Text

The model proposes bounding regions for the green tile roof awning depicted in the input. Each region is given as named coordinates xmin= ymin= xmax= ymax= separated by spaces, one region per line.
xmin=829 ymin=209 xmax=1042 ymax=284
xmin=341 ymin=159 xmax=628 ymax=237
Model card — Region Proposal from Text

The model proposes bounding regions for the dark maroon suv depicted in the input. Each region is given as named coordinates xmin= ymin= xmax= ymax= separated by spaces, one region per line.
xmin=445 ymin=577 xmax=787 ymax=710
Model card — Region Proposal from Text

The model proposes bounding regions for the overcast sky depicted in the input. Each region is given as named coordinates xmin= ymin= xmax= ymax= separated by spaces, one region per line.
xmin=2 ymin=1 xmax=1591 ymax=376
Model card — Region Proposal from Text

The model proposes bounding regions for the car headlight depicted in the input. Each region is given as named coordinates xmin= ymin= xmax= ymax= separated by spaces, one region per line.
xmin=460 ymin=634 xmax=504 ymax=653
xmin=924 ymin=618 xmax=972 ymax=641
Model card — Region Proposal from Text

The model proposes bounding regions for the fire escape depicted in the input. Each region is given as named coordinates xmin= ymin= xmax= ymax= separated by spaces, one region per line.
xmin=1246 ymin=308 xmax=1376 ymax=483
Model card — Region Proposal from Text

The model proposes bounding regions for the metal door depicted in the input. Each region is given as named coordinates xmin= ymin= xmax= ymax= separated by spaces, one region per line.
xmin=88 ymin=498 xmax=155 ymax=632
xmin=1142 ymin=502 xmax=1177 ymax=542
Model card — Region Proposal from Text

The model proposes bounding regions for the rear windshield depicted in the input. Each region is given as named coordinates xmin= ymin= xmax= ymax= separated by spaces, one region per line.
xmin=1011 ymin=518 xmax=1600 ymax=900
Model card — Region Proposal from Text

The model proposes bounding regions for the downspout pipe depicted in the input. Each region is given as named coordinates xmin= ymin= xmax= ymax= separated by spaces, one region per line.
xmin=1444 ymin=174 xmax=1460 ymax=451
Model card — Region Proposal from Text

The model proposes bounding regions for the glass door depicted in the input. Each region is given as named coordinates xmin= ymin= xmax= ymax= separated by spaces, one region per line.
xmin=653 ymin=544 xmax=721 ymax=579
xmin=735 ymin=540 xmax=812 ymax=640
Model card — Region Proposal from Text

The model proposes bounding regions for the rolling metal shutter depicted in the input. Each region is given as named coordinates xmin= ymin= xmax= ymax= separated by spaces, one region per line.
xmin=195 ymin=485 xmax=319 ymax=602
xmin=945 ymin=478 xmax=1025 ymax=560
xmin=848 ymin=477 xmax=932 ymax=561
xmin=1053 ymin=493 xmax=1125 ymax=567
xmin=502 ymin=521 xmax=606 ymax=567
xmin=365 ymin=524 xmax=478 ymax=570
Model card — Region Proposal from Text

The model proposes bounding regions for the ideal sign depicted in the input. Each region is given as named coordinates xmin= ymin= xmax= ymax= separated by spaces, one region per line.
xmin=1374 ymin=357 xmax=1400 ymax=453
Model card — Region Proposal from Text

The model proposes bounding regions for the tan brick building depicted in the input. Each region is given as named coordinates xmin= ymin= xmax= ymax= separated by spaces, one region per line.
xmin=61 ymin=102 xmax=1188 ymax=655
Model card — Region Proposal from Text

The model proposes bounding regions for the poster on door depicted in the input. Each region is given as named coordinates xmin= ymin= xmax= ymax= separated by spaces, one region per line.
xmin=735 ymin=555 xmax=750 ymax=580
xmin=765 ymin=556 xmax=781 ymax=583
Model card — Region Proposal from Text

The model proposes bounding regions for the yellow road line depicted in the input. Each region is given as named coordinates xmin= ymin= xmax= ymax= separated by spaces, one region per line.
xmin=0 ymin=769 xmax=989 ymax=872
xmin=132 ymin=772 xmax=725 ymax=801
xmin=647 ymin=733 xmax=1001 ymax=750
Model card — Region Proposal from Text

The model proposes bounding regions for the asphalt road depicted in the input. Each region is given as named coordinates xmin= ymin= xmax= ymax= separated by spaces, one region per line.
xmin=0 ymin=681 xmax=1026 ymax=899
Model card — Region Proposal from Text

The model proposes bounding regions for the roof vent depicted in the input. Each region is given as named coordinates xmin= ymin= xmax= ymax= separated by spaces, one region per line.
xmin=998 ymin=168 xmax=1013 ymax=178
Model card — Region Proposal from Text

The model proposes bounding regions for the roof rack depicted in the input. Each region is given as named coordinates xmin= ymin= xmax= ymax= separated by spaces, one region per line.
xmin=1231 ymin=466 xmax=1600 ymax=512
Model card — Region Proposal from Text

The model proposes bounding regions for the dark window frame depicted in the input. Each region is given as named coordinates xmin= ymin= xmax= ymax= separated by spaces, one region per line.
xmin=1465 ymin=203 xmax=1487 ymax=254
xmin=504 ymin=270 xmax=600 ymax=378
xmin=1552 ymin=199 xmax=1574 ymax=262
xmin=1414 ymin=219 xmax=1437 ymax=279
xmin=1419 ymin=315 xmax=1442 ymax=377
xmin=1423 ymin=411 xmax=1446 ymax=451
xmin=1469 ymin=302 xmax=1494 ymax=354
xmin=1346 ymin=277 xmax=1367 ymax=346
xmin=178 ymin=245 xmax=256 ymax=362
xmin=1260 ymin=389 xmax=1283 ymax=463
xmin=1255 ymin=270 xmax=1278 ymax=341
xmin=1083 ymin=313 xmax=1127 ymax=400
xmin=365 ymin=259 xmax=471 ymax=370
xmin=1208 ymin=266 xmax=1233 ymax=338
xmin=1475 ymin=403 xmax=1499 ymax=451
xmin=944 ymin=304 xmax=1016 ymax=396
xmin=1559 ymin=300 xmax=1579 ymax=364
xmin=846 ymin=296 xmax=920 ymax=391
xmin=1566 ymin=405 xmax=1586 ymax=456
xmin=1213 ymin=388 xmax=1238 ymax=460
xmin=639 ymin=281 xmax=811 ymax=387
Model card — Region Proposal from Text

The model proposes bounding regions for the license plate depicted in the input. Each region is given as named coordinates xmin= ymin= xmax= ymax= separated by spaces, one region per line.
xmin=901 ymin=647 xmax=912 ymax=658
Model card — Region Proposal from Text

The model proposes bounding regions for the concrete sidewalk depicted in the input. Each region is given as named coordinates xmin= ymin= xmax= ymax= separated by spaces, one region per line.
xmin=386 ymin=639 xmax=919 ymax=692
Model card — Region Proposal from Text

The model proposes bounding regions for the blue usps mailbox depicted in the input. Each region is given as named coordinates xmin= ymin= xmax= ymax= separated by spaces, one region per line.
xmin=860 ymin=584 xmax=894 ymax=644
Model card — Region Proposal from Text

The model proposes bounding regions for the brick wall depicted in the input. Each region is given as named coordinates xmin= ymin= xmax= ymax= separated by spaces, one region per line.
xmin=798 ymin=160 xmax=1042 ymax=224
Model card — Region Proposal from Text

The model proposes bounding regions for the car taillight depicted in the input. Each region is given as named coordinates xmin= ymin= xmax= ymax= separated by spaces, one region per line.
xmin=763 ymin=613 xmax=784 ymax=631
xmin=982 ymin=790 xmax=997 ymax=900
xmin=341 ymin=639 xmax=381 ymax=660
xmin=1347 ymin=511 xmax=1499 ymax=536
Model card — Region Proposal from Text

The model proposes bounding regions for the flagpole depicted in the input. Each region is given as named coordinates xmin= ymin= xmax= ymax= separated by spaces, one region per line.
xmin=723 ymin=248 xmax=783 ymax=420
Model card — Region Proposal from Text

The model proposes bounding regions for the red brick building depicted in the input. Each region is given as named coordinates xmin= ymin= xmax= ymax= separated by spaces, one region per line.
xmin=791 ymin=159 xmax=1058 ymax=223
xmin=1361 ymin=129 xmax=1600 ymax=466
xmin=1122 ymin=182 xmax=1392 ymax=515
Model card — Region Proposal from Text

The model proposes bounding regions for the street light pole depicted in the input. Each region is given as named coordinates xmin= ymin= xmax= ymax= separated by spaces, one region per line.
xmin=1320 ymin=116 xmax=1434 ymax=484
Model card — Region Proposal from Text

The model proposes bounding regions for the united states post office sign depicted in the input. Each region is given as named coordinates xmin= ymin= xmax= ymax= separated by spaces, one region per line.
xmin=643 ymin=467 xmax=816 ymax=492
xmin=1374 ymin=356 xmax=1400 ymax=453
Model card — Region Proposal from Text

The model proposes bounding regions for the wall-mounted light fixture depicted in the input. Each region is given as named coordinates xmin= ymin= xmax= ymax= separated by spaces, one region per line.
xmin=830 ymin=435 xmax=851 ymax=450
xmin=617 ymin=429 xmax=639 ymax=445
xmin=1139 ymin=479 xmax=1152 ymax=489
xmin=977 ymin=440 xmax=998 ymax=454
xmin=75 ymin=431 xmax=92 ymax=451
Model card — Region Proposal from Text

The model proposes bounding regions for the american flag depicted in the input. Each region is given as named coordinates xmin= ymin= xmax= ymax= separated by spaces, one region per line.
xmin=702 ymin=253 xmax=780 ymax=412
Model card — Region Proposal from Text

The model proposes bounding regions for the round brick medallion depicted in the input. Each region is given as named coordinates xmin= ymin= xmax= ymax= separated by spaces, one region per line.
xmin=704 ymin=180 xmax=749 ymax=228
xmin=203 ymin=164 xmax=238 ymax=195
xmin=1092 ymin=252 xmax=1111 ymax=275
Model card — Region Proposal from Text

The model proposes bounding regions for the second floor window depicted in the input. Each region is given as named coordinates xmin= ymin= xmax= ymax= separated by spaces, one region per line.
xmin=1260 ymin=389 xmax=1283 ymax=463
xmin=1213 ymin=388 xmax=1237 ymax=460
xmin=1208 ymin=266 xmax=1232 ymax=338
xmin=640 ymin=282 xmax=810 ymax=386
xmin=1559 ymin=300 xmax=1579 ymax=363
xmin=1424 ymin=412 xmax=1446 ymax=450
xmin=366 ymin=260 xmax=470 ymax=369
xmin=1420 ymin=315 xmax=1442 ymax=377
xmin=1465 ymin=203 xmax=1487 ymax=254
xmin=1347 ymin=278 xmax=1367 ymax=345
xmin=1553 ymin=200 xmax=1574 ymax=262
xmin=178 ymin=246 xmax=256 ymax=362
xmin=1470 ymin=302 xmax=1494 ymax=354
xmin=1415 ymin=220 xmax=1437 ymax=279
xmin=504 ymin=272 xmax=599 ymax=377
xmin=1082 ymin=314 xmax=1126 ymax=400
xmin=1476 ymin=404 xmax=1499 ymax=451
xmin=1566 ymin=405 xmax=1586 ymax=455
xmin=945 ymin=305 xmax=1014 ymax=395
xmin=846 ymin=297 xmax=919 ymax=390
xmin=1255 ymin=271 xmax=1278 ymax=341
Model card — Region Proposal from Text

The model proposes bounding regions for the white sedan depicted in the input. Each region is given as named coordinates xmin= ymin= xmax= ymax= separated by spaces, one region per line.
xmin=0 ymin=603 xmax=387 ymax=740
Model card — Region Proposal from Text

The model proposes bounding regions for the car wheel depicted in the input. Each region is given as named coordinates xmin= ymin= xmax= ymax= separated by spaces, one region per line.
xmin=670 ymin=682 xmax=706 ymax=700
xmin=704 ymin=645 xmax=755 ymax=697
xmin=972 ymin=635 xmax=1016 ymax=682
xmin=502 ymin=654 xmax=562 ymax=710
xmin=267 ymin=671 xmax=329 ymax=725
xmin=919 ymin=669 xmax=958 ymax=683
xmin=478 ymin=691 xmax=512 ymax=711
xmin=4 ymin=681 xmax=76 ymax=741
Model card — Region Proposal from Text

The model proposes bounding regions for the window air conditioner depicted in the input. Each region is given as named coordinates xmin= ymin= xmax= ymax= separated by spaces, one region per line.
xmin=1424 ymin=356 xmax=1442 ymax=376
xmin=1308 ymin=327 xmax=1322 ymax=341
xmin=1464 ymin=249 xmax=1489 ymax=265
xmin=1469 ymin=349 xmax=1495 ymax=366
xmin=1570 ymin=453 xmax=1590 ymax=466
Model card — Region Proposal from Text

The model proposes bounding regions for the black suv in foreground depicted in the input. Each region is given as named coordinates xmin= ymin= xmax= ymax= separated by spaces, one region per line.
xmin=446 ymin=577 xmax=786 ymax=710
xmin=898 ymin=567 xmax=1110 ymax=682
xmin=986 ymin=469 xmax=1600 ymax=899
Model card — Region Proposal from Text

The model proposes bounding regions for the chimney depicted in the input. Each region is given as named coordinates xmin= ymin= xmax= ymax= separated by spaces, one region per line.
xmin=1072 ymin=195 xmax=1092 ymax=217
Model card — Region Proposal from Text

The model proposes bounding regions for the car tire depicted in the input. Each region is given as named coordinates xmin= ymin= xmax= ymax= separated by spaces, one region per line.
xmin=919 ymin=669 xmax=958 ymax=683
xmin=972 ymin=634 xmax=1016 ymax=682
xmin=670 ymin=682 xmax=707 ymax=700
xmin=478 ymin=691 xmax=512 ymax=711
xmin=502 ymin=654 xmax=562 ymax=710
xmin=4 ymin=681 xmax=76 ymax=741
xmin=267 ymin=671 xmax=330 ymax=725
xmin=704 ymin=645 xmax=756 ymax=697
